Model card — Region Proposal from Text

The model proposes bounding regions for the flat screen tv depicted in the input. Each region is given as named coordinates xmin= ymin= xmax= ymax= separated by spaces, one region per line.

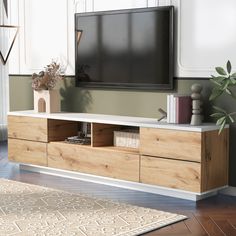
xmin=75 ymin=6 xmax=174 ymax=90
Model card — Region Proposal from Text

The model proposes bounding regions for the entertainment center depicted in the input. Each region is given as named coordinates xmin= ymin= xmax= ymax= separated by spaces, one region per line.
xmin=6 ymin=6 xmax=229 ymax=201
xmin=8 ymin=111 xmax=229 ymax=201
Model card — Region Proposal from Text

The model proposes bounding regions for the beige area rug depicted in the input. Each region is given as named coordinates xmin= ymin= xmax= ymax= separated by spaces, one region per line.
xmin=0 ymin=179 xmax=187 ymax=236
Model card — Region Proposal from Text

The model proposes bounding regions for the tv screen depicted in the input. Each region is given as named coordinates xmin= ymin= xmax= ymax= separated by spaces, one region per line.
xmin=75 ymin=6 xmax=174 ymax=90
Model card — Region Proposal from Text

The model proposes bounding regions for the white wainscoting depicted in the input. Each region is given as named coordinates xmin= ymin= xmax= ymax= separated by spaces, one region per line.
xmin=8 ymin=0 xmax=236 ymax=77
xmin=9 ymin=0 xmax=75 ymax=75
xmin=9 ymin=0 xmax=160 ymax=75
xmin=75 ymin=0 xmax=158 ymax=12
xmin=176 ymin=0 xmax=236 ymax=77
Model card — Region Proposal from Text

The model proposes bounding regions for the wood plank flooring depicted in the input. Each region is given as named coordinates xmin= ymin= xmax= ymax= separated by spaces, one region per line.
xmin=1 ymin=141 xmax=236 ymax=236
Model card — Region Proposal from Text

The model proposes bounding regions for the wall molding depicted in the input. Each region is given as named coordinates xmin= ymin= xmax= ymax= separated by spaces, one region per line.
xmin=11 ymin=0 xmax=235 ymax=78
xmin=220 ymin=186 xmax=236 ymax=197
xmin=10 ymin=0 xmax=75 ymax=75
xmin=176 ymin=0 xmax=215 ymax=74
xmin=176 ymin=0 xmax=236 ymax=77
xmin=75 ymin=0 xmax=86 ymax=13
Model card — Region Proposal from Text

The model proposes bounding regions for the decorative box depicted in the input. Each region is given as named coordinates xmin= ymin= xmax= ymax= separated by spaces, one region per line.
xmin=113 ymin=130 xmax=139 ymax=149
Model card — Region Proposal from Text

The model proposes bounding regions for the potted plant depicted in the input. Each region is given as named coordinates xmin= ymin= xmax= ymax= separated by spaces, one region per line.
xmin=209 ymin=60 xmax=236 ymax=133
xmin=32 ymin=61 xmax=65 ymax=113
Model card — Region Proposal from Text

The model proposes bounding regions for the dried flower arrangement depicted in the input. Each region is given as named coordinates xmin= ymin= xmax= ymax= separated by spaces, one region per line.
xmin=32 ymin=61 xmax=65 ymax=91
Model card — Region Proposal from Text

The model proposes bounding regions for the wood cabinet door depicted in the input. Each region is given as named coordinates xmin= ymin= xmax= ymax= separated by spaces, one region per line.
xmin=140 ymin=155 xmax=201 ymax=192
xmin=48 ymin=142 xmax=140 ymax=182
xmin=8 ymin=115 xmax=48 ymax=142
xmin=140 ymin=127 xmax=202 ymax=162
xmin=8 ymin=138 xmax=47 ymax=166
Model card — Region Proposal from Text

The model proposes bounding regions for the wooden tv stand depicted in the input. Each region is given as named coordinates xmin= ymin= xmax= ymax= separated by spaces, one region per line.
xmin=7 ymin=111 xmax=229 ymax=201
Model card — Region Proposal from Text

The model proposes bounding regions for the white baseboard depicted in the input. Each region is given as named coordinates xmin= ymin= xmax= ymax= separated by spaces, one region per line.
xmin=19 ymin=163 xmax=227 ymax=201
xmin=219 ymin=186 xmax=236 ymax=196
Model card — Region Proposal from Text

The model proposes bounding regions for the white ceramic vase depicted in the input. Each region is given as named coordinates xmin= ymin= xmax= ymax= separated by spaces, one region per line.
xmin=34 ymin=89 xmax=60 ymax=113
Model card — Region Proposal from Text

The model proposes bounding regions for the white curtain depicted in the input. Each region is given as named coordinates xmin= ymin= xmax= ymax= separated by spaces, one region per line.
xmin=0 ymin=0 xmax=9 ymax=141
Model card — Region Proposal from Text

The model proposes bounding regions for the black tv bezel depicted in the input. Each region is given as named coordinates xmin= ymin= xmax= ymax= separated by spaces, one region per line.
xmin=75 ymin=6 xmax=174 ymax=90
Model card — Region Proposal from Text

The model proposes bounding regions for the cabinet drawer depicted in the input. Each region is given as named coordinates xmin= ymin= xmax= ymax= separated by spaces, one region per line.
xmin=140 ymin=155 xmax=201 ymax=192
xmin=8 ymin=138 xmax=47 ymax=166
xmin=8 ymin=116 xmax=48 ymax=142
xmin=48 ymin=142 xmax=140 ymax=182
xmin=140 ymin=128 xmax=202 ymax=162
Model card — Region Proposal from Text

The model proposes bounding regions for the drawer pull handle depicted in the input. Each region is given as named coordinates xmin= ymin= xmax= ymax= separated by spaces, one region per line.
xmin=156 ymin=138 xmax=160 ymax=142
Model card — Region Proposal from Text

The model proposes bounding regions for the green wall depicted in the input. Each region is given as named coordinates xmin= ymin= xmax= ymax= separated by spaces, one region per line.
xmin=9 ymin=76 xmax=212 ymax=117
xmin=9 ymin=76 xmax=236 ymax=186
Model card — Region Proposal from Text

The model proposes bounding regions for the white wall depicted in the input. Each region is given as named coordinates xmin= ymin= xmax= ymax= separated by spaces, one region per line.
xmin=8 ymin=0 xmax=75 ymax=75
xmin=8 ymin=0 xmax=236 ymax=77
xmin=177 ymin=0 xmax=236 ymax=77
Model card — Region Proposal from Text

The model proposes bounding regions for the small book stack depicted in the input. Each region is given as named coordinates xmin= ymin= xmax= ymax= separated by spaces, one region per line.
xmin=167 ymin=94 xmax=192 ymax=124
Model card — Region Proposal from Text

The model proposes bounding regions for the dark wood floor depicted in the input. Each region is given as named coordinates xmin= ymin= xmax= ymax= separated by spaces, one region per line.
xmin=1 ymin=141 xmax=236 ymax=236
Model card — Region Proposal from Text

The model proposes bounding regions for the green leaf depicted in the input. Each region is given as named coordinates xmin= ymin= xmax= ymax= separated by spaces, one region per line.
xmin=216 ymin=116 xmax=226 ymax=125
xmin=215 ymin=67 xmax=227 ymax=75
xmin=230 ymin=77 xmax=236 ymax=85
xmin=213 ymin=105 xmax=227 ymax=113
xmin=231 ymin=72 xmax=236 ymax=77
xmin=210 ymin=113 xmax=224 ymax=118
xmin=228 ymin=114 xmax=234 ymax=123
xmin=209 ymin=78 xmax=221 ymax=86
xmin=216 ymin=76 xmax=227 ymax=82
xmin=227 ymin=60 xmax=231 ymax=74
xmin=225 ymin=88 xmax=236 ymax=99
xmin=222 ymin=79 xmax=230 ymax=90
xmin=225 ymin=88 xmax=233 ymax=95
xmin=210 ymin=75 xmax=227 ymax=83
xmin=209 ymin=88 xmax=223 ymax=100
xmin=218 ymin=119 xmax=226 ymax=134
xmin=211 ymin=75 xmax=226 ymax=80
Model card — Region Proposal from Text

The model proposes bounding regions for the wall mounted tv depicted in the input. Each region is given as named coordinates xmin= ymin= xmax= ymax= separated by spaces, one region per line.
xmin=75 ymin=6 xmax=174 ymax=90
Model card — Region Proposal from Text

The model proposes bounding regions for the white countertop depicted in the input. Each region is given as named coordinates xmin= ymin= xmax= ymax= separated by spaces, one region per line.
xmin=8 ymin=110 xmax=227 ymax=132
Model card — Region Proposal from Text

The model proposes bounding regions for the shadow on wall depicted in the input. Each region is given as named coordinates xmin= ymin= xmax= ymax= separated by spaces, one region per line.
xmin=60 ymin=78 xmax=92 ymax=112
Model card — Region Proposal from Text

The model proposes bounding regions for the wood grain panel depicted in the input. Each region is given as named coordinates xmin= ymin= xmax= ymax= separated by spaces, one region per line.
xmin=8 ymin=115 xmax=48 ymax=142
xmin=140 ymin=155 xmax=201 ymax=192
xmin=91 ymin=123 xmax=121 ymax=147
xmin=48 ymin=142 xmax=139 ymax=182
xmin=201 ymin=129 xmax=229 ymax=192
xmin=48 ymin=119 xmax=78 ymax=141
xmin=140 ymin=128 xmax=202 ymax=162
xmin=8 ymin=138 xmax=47 ymax=166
